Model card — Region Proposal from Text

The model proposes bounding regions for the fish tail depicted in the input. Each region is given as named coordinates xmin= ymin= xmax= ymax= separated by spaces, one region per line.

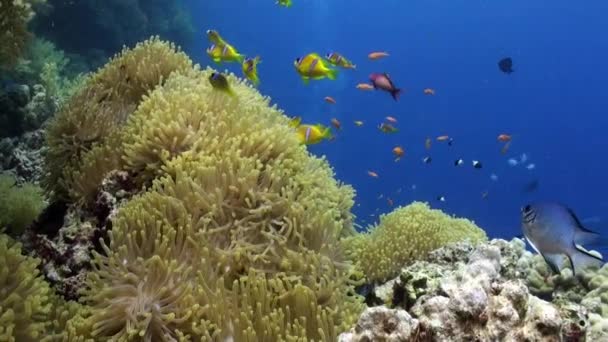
xmin=327 ymin=68 xmax=338 ymax=80
xmin=391 ymin=88 xmax=402 ymax=101
xmin=323 ymin=126 xmax=333 ymax=139
xmin=570 ymin=244 xmax=604 ymax=275
xmin=237 ymin=54 xmax=246 ymax=63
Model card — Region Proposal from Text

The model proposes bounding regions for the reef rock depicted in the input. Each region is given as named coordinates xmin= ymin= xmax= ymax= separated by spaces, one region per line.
xmin=338 ymin=306 xmax=421 ymax=342
xmin=0 ymin=128 xmax=46 ymax=184
xmin=346 ymin=238 xmax=608 ymax=341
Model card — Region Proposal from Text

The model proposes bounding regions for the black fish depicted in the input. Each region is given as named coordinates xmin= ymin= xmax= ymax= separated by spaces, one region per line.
xmin=498 ymin=57 xmax=514 ymax=74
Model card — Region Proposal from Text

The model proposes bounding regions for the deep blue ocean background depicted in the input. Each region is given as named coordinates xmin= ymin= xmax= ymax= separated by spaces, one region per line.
xmin=186 ymin=0 xmax=608 ymax=248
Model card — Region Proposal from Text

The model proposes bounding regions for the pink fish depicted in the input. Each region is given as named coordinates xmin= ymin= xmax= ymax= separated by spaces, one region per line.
xmin=369 ymin=73 xmax=402 ymax=101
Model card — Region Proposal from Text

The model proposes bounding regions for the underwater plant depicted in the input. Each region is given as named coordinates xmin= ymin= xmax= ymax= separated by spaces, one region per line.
xmin=39 ymin=36 xmax=364 ymax=340
xmin=343 ymin=201 xmax=488 ymax=282
xmin=0 ymin=0 xmax=47 ymax=69
xmin=0 ymin=234 xmax=52 ymax=341
xmin=44 ymin=36 xmax=193 ymax=202
xmin=0 ymin=172 xmax=45 ymax=235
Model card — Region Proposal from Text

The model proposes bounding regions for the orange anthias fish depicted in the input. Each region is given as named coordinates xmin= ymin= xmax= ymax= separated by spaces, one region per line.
xmin=425 ymin=137 xmax=432 ymax=150
xmin=501 ymin=140 xmax=512 ymax=154
xmin=385 ymin=116 xmax=398 ymax=123
xmin=436 ymin=135 xmax=450 ymax=142
xmin=324 ymin=96 xmax=336 ymax=104
xmin=356 ymin=83 xmax=374 ymax=90
xmin=367 ymin=170 xmax=379 ymax=178
xmin=368 ymin=51 xmax=389 ymax=60
xmin=393 ymin=146 xmax=404 ymax=161
xmin=387 ymin=198 xmax=394 ymax=207
xmin=423 ymin=88 xmax=436 ymax=95
xmin=497 ymin=134 xmax=512 ymax=142
xmin=331 ymin=118 xmax=341 ymax=130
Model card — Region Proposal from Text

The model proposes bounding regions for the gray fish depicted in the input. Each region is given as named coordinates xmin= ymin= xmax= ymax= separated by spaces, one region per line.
xmin=521 ymin=202 xmax=604 ymax=275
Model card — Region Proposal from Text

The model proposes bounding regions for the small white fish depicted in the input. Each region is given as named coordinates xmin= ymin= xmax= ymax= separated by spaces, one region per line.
xmin=454 ymin=159 xmax=464 ymax=166
xmin=508 ymin=158 xmax=518 ymax=166
xmin=490 ymin=173 xmax=499 ymax=181
xmin=472 ymin=160 xmax=483 ymax=169
xmin=411 ymin=184 xmax=417 ymax=191
xmin=437 ymin=195 xmax=446 ymax=202
xmin=526 ymin=163 xmax=536 ymax=170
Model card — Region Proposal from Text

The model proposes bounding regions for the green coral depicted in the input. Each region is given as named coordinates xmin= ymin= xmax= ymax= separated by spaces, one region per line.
xmin=0 ymin=172 xmax=45 ymax=235
xmin=343 ymin=201 xmax=487 ymax=282
xmin=0 ymin=0 xmax=46 ymax=68
xmin=0 ymin=233 xmax=52 ymax=342
xmin=43 ymin=38 xmax=363 ymax=340
xmin=44 ymin=36 xmax=193 ymax=202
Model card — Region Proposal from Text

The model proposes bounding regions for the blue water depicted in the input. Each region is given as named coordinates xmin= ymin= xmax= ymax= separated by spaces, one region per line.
xmin=186 ymin=0 xmax=608 ymax=249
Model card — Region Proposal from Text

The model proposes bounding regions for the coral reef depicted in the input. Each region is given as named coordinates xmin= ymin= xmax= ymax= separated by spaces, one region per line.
xmin=0 ymin=172 xmax=45 ymax=235
xmin=0 ymin=0 xmax=47 ymax=68
xmin=0 ymin=233 xmax=52 ymax=341
xmin=80 ymin=66 xmax=363 ymax=340
xmin=338 ymin=307 xmax=422 ymax=342
xmin=44 ymin=36 xmax=193 ymax=202
xmin=16 ymin=36 xmax=364 ymax=341
xmin=343 ymin=202 xmax=487 ymax=282
xmin=343 ymin=238 xmax=608 ymax=341
xmin=0 ymin=128 xmax=46 ymax=184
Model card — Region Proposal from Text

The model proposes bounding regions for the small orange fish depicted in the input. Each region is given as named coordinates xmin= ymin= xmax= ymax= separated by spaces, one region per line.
xmin=425 ymin=137 xmax=432 ymax=150
xmin=436 ymin=135 xmax=450 ymax=142
xmin=354 ymin=120 xmax=364 ymax=126
xmin=392 ymin=146 xmax=404 ymax=161
xmin=385 ymin=116 xmax=398 ymax=123
xmin=501 ymin=140 xmax=511 ymax=154
xmin=356 ymin=83 xmax=374 ymax=90
xmin=367 ymin=170 xmax=379 ymax=178
xmin=423 ymin=88 xmax=436 ymax=95
xmin=324 ymin=96 xmax=336 ymax=104
xmin=387 ymin=198 xmax=394 ymax=207
xmin=368 ymin=51 xmax=389 ymax=60
xmin=497 ymin=134 xmax=512 ymax=142
xmin=331 ymin=118 xmax=341 ymax=130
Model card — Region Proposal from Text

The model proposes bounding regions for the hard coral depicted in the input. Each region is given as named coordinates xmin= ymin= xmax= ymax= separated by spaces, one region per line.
xmin=0 ymin=233 xmax=52 ymax=342
xmin=343 ymin=201 xmax=487 ymax=282
xmin=44 ymin=36 xmax=192 ymax=202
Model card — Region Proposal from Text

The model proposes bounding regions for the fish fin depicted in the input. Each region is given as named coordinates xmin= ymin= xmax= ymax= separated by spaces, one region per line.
xmin=301 ymin=77 xmax=310 ymax=85
xmin=391 ymin=89 xmax=402 ymax=101
xmin=288 ymin=116 xmax=302 ymax=128
xmin=327 ymin=68 xmax=338 ymax=80
xmin=570 ymin=243 xmax=604 ymax=275
xmin=567 ymin=207 xmax=604 ymax=245
xmin=541 ymin=253 xmax=565 ymax=274
xmin=322 ymin=126 xmax=333 ymax=139
xmin=237 ymin=54 xmax=245 ymax=63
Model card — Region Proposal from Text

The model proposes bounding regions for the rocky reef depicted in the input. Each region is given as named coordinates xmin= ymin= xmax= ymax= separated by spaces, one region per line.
xmin=340 ymin=238 xmax=608 ymax=341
